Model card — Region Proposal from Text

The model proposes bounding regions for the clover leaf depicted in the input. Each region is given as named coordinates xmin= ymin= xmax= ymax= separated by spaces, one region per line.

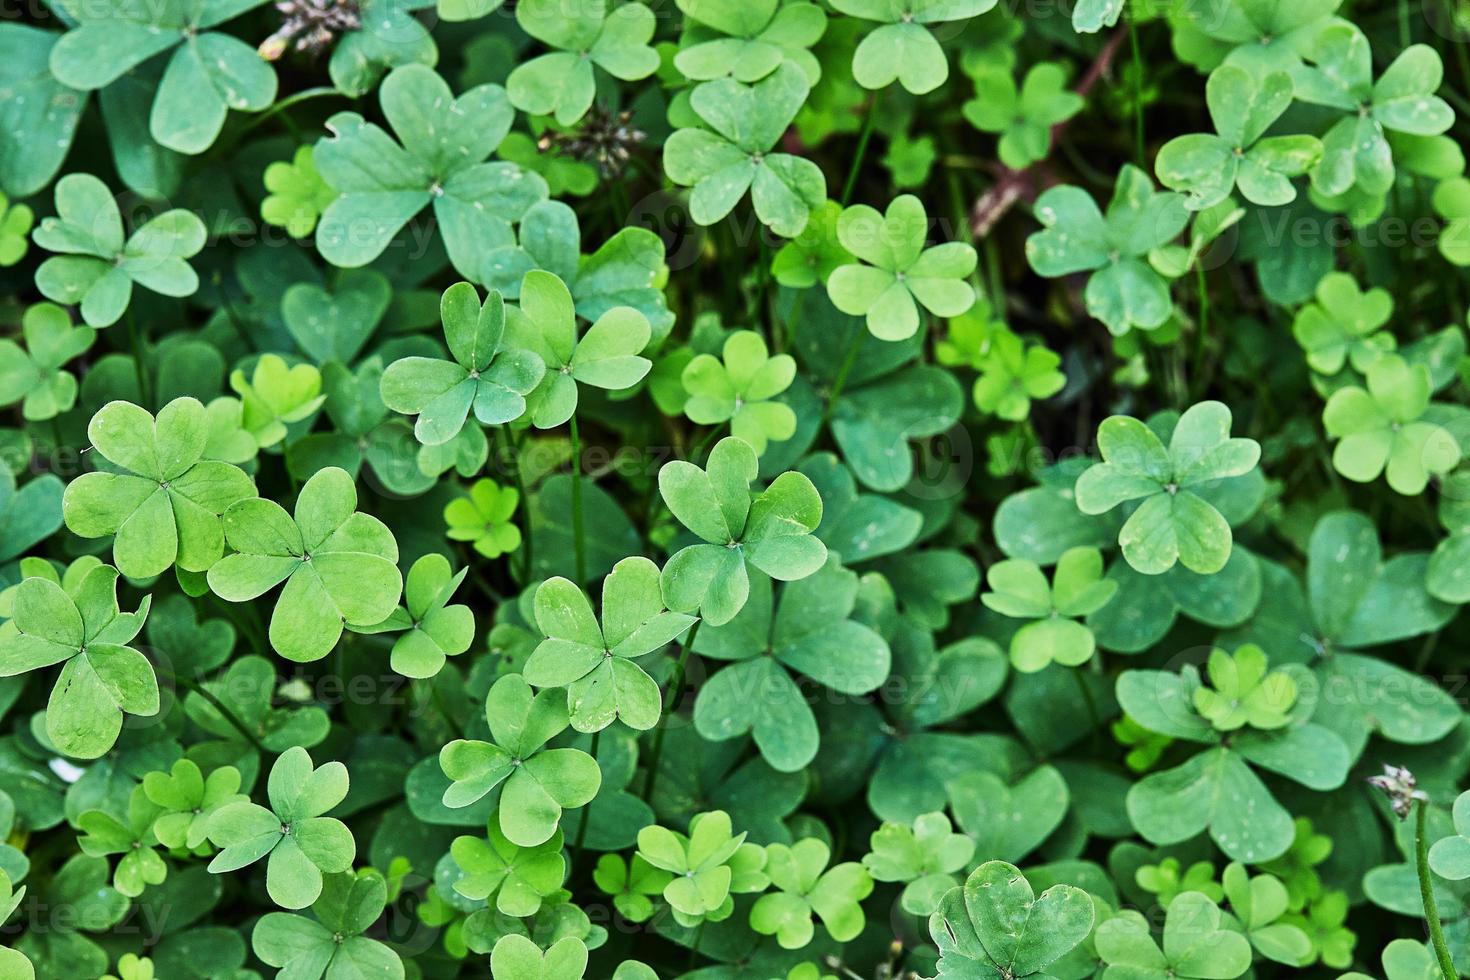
xmin=33 ymin=174 xmax=206 ymax=328
xmin=313 ymin=64 xmax=549 ymax=277
xmin=751 ymin=838 xmax=871 ymax=949
xmin=1098 ymin=892 xmax=1251 ymax=980
xmin=439 ymin=673 xmax=602 ymax=845
xmin=142 ymin=759 xmax=247 ymax=851
xmin=77 ymin=784 xmax=166 ymax=897
xmin=826 ymin=194 xmax=977 ymax=341
xmin=184 ymin=655 xmax=331 ymax=752
xmin=490 ymin=935 xmax=588 ymax=980
xmin=525 ymin=556 xmax=694 ymax=732
xmin=207 ymin=746 xmax=355 ymax=910
xmin=674 ymin=0 xmax=826 ymax=82
xmin=972 ymin=330 xmax=1066 ymax=421
xmin=1026 ymin=164 xmax=1189 ymax=335
xmin=1192 ymin=644 xmax=1297 ymax=731
xmin=63 ymin=397 xmax=257 ymax=580
xmin=1221 ymin=862 xmax=1313 ymax=966
xmin=830 ymin=0 xmax=997 ymax=94
xmin=262 ymin=146 xmax=338 ymax=239
xmin=771 ymin=199 xmax=854 ymax=288
xmin=0 ymin=302 xmax=94 ymax=421
xmin=1295 ymin=27 xmax=1454 ymax=197
xmin=101 ymin=953 xmax=152 ymax=980
xmin=505 ymin=270 xmax=652 ymax=428
xmin=1323 ymin=354 xmax=1460 ymax=494
xmin=636 ymin=809 xmax=769 ymax=926
xmin=1291 ymin=272 xmax=1395 ymax=375
xmin=0 ymin=562 xmax=154 ymax=758
xmin=1428 ymin=789 xmax=1470 ymax=880
xmin=930 ymin=860 xmax=1095 ymax=979
xmin=861 ymin=811 xmax=974 ymax=916
xmin=1156 ymin=66 xmax=1320 ymax=210
xmin=252 ymin=869 xmax=403 ymax=979
xmin=381 ymin=282 xmax=546 ymax=445
xmin=1174 ymin=0 xmax=1340 ymax=73
xmin=230 ymin=354 xmax=327 ymax=449
xmin=682 ymin=330 xmax=797 ymax=454
xmin=445 ymin=478 xmax=524 ymax=558
xmin=1432 ymin=177 xmax=1470 ymax=266
xmin=963 ymin=63 xmax=1083 ymax=170
xmin=659 ymin=435 xmax=827 ymax=625
xmin=982 ymin=546 xmax=1117 ymax=672
xmin=207 ymin=466 xmax=403 ymax=662
xmin=664 ymin=63 xmax=827 ymax=238
xmin=508 ymin=0 xmax=659 ymax=125
xmin=0 ymin=192 xmax=33 ymax=265
xmin=594 ymin=854 xmax=671 ymax=922
xmin=357 ymin=553 xmax=475 ymax=679
xmin=451 ymin=822 xmax=566 ymax=917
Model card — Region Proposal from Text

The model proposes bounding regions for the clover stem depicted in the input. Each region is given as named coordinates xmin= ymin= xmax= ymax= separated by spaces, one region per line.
xmin=168 ymin=670 xmax=269 ymax=755
xmin=501 ymin=426 xmax=533 ymax=580
xmin=571 ymin=728 xmax=599 ymax=866
xmin=643 ymin=619 xmax=702 ymax=805
xmin=821 ymin=323 xmax=869 ymax=428
xmin=1127 ymin=11 xmax=1146 ymax=167
xmin=1417 ymin=798 xmax=1458 ymax=980
xmin=1072 ymin=666 xmax=1102 ymax=753
xmin=126 ymin=310 xmax=152 ymax=409
xmin=841 ymin=98 xmax=879 ymax=207
xmin=688 ymin=921 xmax=705 ymax=969
xmin=570 ymin=413 xmax=587 ymax=583
xmin=1191 ymin=263 xmax=1210 ymax=401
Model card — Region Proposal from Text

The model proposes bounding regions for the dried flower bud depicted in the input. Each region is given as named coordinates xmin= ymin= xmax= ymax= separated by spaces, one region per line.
xmin=539 ymin=107 xmax=646 ymax=178
xmin=258 ymin=0 xmax=362 ymax=60
xmin=1367 ymin=764 xmax=1428 ymax=819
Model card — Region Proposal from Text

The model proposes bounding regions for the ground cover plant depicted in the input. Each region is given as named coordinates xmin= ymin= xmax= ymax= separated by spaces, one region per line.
xmin=4 ymin=0 xmax=1470 ymax=977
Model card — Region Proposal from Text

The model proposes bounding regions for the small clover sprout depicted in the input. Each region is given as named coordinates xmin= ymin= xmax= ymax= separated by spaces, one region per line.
xmin=1192 ymin=644 xmax=1298 ymax=731
xmin=1291 ymin=272 xmax=1395 ymax=375
xmin=681 ymin=330 xmax=797 ymax=454
xmin=981 ymin=546 xmax=1117 ymax=672
xmin=635 ymin=810 xmax=769 ymax=926
xmin=861 ymin=811 xmax=974 ymax=916
xmin=0 ymin=302 xmax=94 ymax=421
xmin=1323 ymin=354 xmax=1461 ymax=495
xmin=963 ymin=63 xmax=1083 ymax=170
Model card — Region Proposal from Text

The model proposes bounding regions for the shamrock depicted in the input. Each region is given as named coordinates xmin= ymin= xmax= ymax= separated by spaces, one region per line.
xmin=659 ymin=436 xmax=827 ymax=625
xmin=0 ymin=562 xmax=154 ymax=758
xmin=0 ymin=302 xmax=94 ymax=421
xmin=1174 ymin=0 xmax=1340 ymax=73
xmin=142 ymin=759 xmax=247 ymax=851
xmin=1025 ymin=164 xmax=1189 ymax=335
xmin=972 ymin=331 xmax=1065 ymax=421
xmin=206 ymin=746 xmax=356 ymax=910
xmin=63 ymin=397 xmax=257 ymax=580
xmin=1282 ymin=891 xmax=1355 ymax=968
xmin=771 ymin=200 xmax=854 ymax=288
xmin=490 ymin=936 xmax=587 ymax=980
xmin=230 ymin=354 xmax=326 ymax=449
xmin=1323 ymin=354 xmax=1460 ymax=494
xmin=981 ymin=546 xmax=1117 ymax=672
xmin=826 ymin=195 xmax=977 ymax=341
xmin=751 ymin=839 xmax=872 ymax=949
xmin=593 ymin=854 xmax=671 ymax=922
xmin=352 ymin=553 xmax=474 ymax=679
xmin=1220 ymin=863 xmax=1313 ymax=966
xmin=1136 ymin=858 xmax=1223 ymax=905
xmin=504 ymin=270 xmax=653 ymax=428
xmin=525 ymin=556 xmax=695 ymax=732
xmin=451 ymin=823 xmax=566 ymax=917
xmin=664 ymin=63 xmax=827 ymax=238
xmin=184 ymin=655 xmax=331 ymax=753
xmin=681 ymin=331 xmax=797 ymax=454
xmin=380 ymin=282 xmax=546 ymax=445
xmin=1290 ymin=272 xmax=1395 ymax=375
xmin=48 ymin=0 xmax=277 ymax=153
xmin=636 ymin=810 xmax=769 ymax=926
xmin=1075 ymin=401 xmax=1261 ymax=574
xmin=882 ymin=132 xmax=937 ymax=189
xmin=33 ymin=174 xmax=207 ymax=328
xmin=445 ymin=479 xmax=524 ymax=559
xmin=861 ymin=811 xmax=975 ymax=916
xmin=261 ymin=146 xmax=338 ymax=239
xmin=252 ymin=869 xmax=403 ymax=979
xmin=829 ymin=0 xmax=997 ymax=94
xmin=507 ymin=0 xmax=659 ymax=125
xmin=1097 ymin=893 xmax=1252 ymax=980
xmin=101 ymin=953 xmax=152 ymax=980
xmin=1191 ymin=644 xmax=1297 ymax=731
xmin=930 ymin=861 xmax=1095 ymax=979
xmin=692 ymin=559 xmax=890 ymax=771
xmin=674 ymin=0 xmax=826 ymax=82
xmin=1428 ymin=789 xmax=1470 ymax=880
xmin=963 ymin=63 xmax=1083 ymax=170
xmin=77 ymin=785 xmax=166 ymax=897
xmin=1295 ymin=27 xmax=1453 ymax=197
xmin=313 ymin=65 xmax=549 ymax=277
xmin=1155 ymin=66 xmax=1320 ymax=211
xmin=1433 ymin=177 xmax=1470 ymax=266
xmin=207 ymin=466 xmax=403 ymax=663
xmin=439 ymin=673 xmax=603 ymax=846
xmin=0 ymin=192 xmax=32 ymax=265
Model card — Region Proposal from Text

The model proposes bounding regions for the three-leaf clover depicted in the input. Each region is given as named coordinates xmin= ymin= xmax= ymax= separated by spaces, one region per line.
xmin=981 ymin=546 xmax=1118 ymax=672
xmin=659 ymin=436 xmax=828 ymax=625
xmin=1192 ymin=644 xmax=1298 ymax=731
xmin=1322 ymin=354 xmax=1461 ymax=495
xmin=1025 ymin=164 xmax=1189 ymax=335
xmin=862 ymin=811 xmax=975 ymax=916
xmin=77 ymin=785 xmax=166 ymax=897
xmin=1097 ymin=892 xmax=1252 ymax=980
xmin=593 ymin=853 xmax=671 ymax=922
xmin=664 ymin=63 xmax=827 ymax=238
xmin=490 ymin=935 xmax=588 ymax=980
xmin=207 ymin=466 xmax=403 ymax=662
xmin=206 ymin=746 xmax=356 ymax=910
xmin=751 ymin=838 xmax=872 ymax=949
xmin=33 ymin=174 xmax=207 ymax=328
xmin=929 ymin=861 xmax=1095 ymax=979
xmin=142 ymin=759 xmax=247 ymax=851
xmin=252 ymin=869 xmax=403 ymax=979
xmin=827 ymin=194 xmax=977 ymax=341
xmin=63 ymin=397 xmax=257 ymax=579
xmin=357 ymin=553 xmax=475 ymax=679
xmin=525 ymin=556 xmax=695 ymax=732
xmin=673 ymin=0 xmax=827 ymax=82
xmin=261 ymin=146 xmax=338 ymax=239
xmin=972 ymin=331 xmax=1066 ymax=421
xmin=230 ymin=354 xmax=326 ymax=449
xmin=830 ymin=0 xmax=997 ymax=94
xmin=681 ymin=330 xmax=797 ymax=454
xmin=963 ymin=63 xmax=1083 ymax=170
xmin=1291 ymin=272 xmax=1395 ymax=375
xmin=1155 ymin=66 xmax=1321 ymax=209
xmin=380 ymin=282 xmax=546 ymax=445
xmin=508 ymin=0 xmax=659 ymax=125
xmin=1221 ymin=862 xmax=1313 ymax=966
xmin=0 ymin=562 xmax=154 ymax=758
xmin=451 ymin=822 xmax=566 ymax=917
xmin=445 ymin=478 xmax=524 ymax=558
xmin=635 ymin=810 xmax=769 ymax=926
xmin=1075 ymin=401 xmax=1261 ymax=574
xmin=0 ymin=191 xmax=33 ymax=265
xmin=313 ymin=64 xmax=549 ymax=277
xmin=771 ymin=199 xmax=854 ymax=288
xmin=505 ymin=270 xmax=653 ymax=428
xmin=439 ymin=673 xmax=603 ymax=845
xmin=0 ymin=302 xmax=95 ymax=421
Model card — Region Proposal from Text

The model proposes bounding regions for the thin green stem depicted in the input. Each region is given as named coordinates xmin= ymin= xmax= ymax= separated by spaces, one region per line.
xmin=821 ymin=328 xmax=868 ymax=428
xmin=571 ymin=728 xmax=600 ymax=864
xmin=570 ymin=414 xmax=587 ymax=583
xmin=1128 ymin=12 xmax=1146 ymax=167
xmin=841 ymin=99 xmax=879 ymax=206
xmin=503 ymin=426 xmax=533 ymax=581
xmin=643 ymin=619 xmax=702 ymax=805
xmin=169 ymin=672 xmax=268 ymax=755
xmin=1418 ymin=799 xmax=1458 ymax=980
